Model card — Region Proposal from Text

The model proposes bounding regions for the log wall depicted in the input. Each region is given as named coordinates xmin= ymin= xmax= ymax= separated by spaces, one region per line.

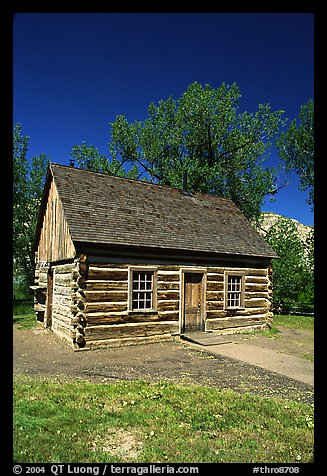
xmin=82 ymin=264 xmax=181 ymax=346
xmin=51 ymin=262 xmax=75 ymax=342
xmin=34 ymin=258 xmax=273 ymax=349
xmin=33 ymin=257 xmax=87 ymax=348
xmin=80 ymin=261 xmax=272 ymax=347
xmin=205 ymin=266 xmax=272 ymax=333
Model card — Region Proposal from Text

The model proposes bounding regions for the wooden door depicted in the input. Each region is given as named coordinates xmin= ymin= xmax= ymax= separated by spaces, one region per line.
xmin=183 ymin=273 xmax=204 ymax=332
xmin=46 ymin=269 xmax=53 ymax=329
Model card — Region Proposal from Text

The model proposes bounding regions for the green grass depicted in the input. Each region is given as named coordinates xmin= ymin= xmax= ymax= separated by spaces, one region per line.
xmin=251 ymin=314 xmax=314 ymax=362
xmin=14 ymin=376 xmax=314 ymax=464
xmin=13 ymin=301 xmax=36 ymax=329
xmin=257 ymin=326 xmax=282 ymax=338
xmin=273 ymin=314 xmax=314 ymax=330
xmin=256 ymin=314 xmax=314 ymax=339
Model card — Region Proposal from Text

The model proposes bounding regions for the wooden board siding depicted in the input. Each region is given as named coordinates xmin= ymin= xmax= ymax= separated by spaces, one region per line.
xmin=37 ymin=177 xmax=75 ymax=262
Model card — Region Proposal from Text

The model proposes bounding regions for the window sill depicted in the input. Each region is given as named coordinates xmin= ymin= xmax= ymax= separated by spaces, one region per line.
xmin=225 ymin=308 xmax=245 ymax=315
xmin=128 ymin=309 xmax=158 ymax=315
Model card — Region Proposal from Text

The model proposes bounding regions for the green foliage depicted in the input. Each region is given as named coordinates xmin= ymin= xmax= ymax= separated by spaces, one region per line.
xmin=13 ymin=124 xmax=49 ymax=288
xmin=109 ymin=82 xmax=286 ymax=221
xmin=277 ymin=100 xmax=314 ymax=209
xmin=265 ymin=217 xmax=314 ymax=305
xmin=69 ymin=85 xmax=314 ymax=225
xmin=70 ymin=142 xmax=139 ymax=179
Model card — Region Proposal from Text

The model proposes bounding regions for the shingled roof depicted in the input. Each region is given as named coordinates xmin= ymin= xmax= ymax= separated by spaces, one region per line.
xmin=42 ymin=163 xmax=278 ymax=259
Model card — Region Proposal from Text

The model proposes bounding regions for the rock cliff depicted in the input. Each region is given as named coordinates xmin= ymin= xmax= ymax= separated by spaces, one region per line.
xmin=257 ymin=212 xmax=313 ymax=243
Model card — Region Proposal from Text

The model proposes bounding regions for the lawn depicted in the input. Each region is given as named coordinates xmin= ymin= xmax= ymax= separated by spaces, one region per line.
xmin=257 ymin=314 xmax=314 ymax=339
xmin=13 ymin=300 xmax=35 ymax=329
xmin=13 ymin=312 xmax=314 ymax=463
xmin=273 ymin=314 xmax=314 ymax=330
xmin=14 ymin=376 xmax=314 ymax=464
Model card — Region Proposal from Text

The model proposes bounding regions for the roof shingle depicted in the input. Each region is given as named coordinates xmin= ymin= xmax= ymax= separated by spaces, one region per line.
xmin=49 ymin=163 xmax=278 ymax=259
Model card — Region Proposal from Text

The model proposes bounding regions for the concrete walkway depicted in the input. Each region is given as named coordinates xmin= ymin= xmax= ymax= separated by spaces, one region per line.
xmin=203 ymin=342 xmax=314 ymax=386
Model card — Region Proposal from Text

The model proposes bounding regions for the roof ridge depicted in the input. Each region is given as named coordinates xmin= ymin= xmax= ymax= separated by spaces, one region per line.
xmin=49 ymin=162 xmax=233 ymax=203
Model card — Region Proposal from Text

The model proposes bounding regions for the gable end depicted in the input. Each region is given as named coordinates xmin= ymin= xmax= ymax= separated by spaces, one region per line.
xmin=34 ymin=170 xmax=76 ymax=262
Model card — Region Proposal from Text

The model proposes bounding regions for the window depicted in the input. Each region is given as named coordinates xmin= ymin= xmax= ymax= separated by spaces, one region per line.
xmin=225 ymin=272 xmax=245 ymax=309
xmin=227 ymin=276 xmax=242 ymax=308
xmin=129 ymin=267 xmax=157 ymax=312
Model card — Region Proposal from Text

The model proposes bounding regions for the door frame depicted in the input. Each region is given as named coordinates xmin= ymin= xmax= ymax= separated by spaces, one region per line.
xmin=180 ymin=268 xmax=207 ymax=334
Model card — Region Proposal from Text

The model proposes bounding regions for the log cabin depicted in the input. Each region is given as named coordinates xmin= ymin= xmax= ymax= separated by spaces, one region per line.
xmin=32 ymin=163 xmax=279 ymax=349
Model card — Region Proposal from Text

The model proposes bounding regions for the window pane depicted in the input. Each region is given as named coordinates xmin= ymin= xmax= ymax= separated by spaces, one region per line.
xmin=133 ymin=273 xmax=140 ymax=290
xmin=227 ymin=276 xmax=242 ymax=308
xmin=230 ymin=277 xmax=240 ymax=292
xmin=132 ymin=271 xmax=154 ymax=310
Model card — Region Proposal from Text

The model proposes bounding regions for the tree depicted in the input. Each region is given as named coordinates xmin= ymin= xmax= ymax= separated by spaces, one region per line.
xmin=109 ymin=82 xmax=286 ymax=221
xmin=265 ymin=216 xmax=314 ymax=306
xmin=13 ymin=124 xmax=49 ymax=290
xmin=277 ymin=100 xmax=314 ymax=209
xmin=70 ymin=142 xmax=140 ymax=179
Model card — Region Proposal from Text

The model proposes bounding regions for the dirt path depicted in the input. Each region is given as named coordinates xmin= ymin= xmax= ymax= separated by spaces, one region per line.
xmin=229 ymin=327 xmax=314 ymax=361
xmin=13 ymin=325 xmax=314 ymax=405
xmin=191 ymin=327 xmax=314 ymax=385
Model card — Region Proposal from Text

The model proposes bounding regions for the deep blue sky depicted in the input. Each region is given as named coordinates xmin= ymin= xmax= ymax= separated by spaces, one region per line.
xmin=13 ymin=12 xmax=314 ymax=225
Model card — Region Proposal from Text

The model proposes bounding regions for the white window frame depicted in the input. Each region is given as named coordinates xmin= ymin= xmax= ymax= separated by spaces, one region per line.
xmin=224 ymin=270 xmax=245 ymax=310
xmin=128 ymin=266 xmax=157 ymax=313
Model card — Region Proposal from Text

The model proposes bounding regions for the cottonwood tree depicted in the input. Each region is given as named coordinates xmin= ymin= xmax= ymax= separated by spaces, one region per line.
xmin=277 ymin=100 xmax=314 ymax=209
xmin=109 ymin=81 xmax=286 ymax=221
xmin=70 ymin=142 xmax=139 ymax=179
xmin=265 ymin=216 xmax=314 ymax=306
xmin=13 ymin=123 xmax=49 ymax=290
